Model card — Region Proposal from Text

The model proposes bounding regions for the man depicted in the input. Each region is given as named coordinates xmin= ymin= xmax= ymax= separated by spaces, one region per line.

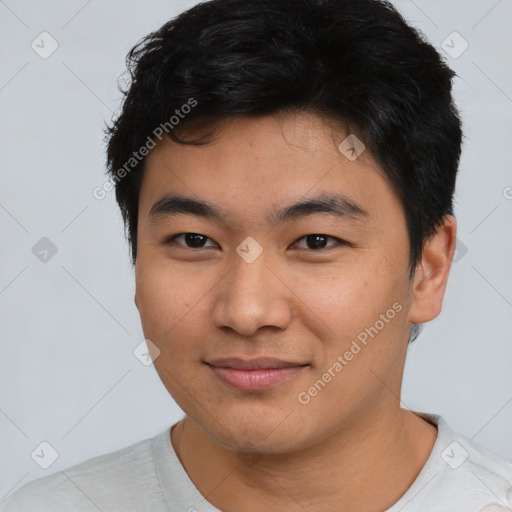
xmin=3 ymin=0 xmax=511 ymax=510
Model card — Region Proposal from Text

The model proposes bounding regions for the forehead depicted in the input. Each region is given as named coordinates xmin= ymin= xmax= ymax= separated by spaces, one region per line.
xmin=138 ymin=112 xmax=402 ymax=227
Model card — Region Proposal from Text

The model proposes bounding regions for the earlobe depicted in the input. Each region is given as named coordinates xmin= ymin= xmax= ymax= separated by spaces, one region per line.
xmin=409 ymin=215 xmax=457 ymax=324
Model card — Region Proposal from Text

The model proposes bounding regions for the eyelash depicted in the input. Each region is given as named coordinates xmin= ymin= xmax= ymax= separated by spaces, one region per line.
xmin=164 ymin=233 xmax=347 ymax=251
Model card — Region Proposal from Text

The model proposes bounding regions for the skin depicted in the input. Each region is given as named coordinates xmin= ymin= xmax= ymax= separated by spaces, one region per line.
xmin=134 ymin=111 xmax=457 ymax=511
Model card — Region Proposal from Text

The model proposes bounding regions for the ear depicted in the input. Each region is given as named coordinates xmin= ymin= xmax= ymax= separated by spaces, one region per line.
xmin=409 ymin=215 xmax=457 ymax=324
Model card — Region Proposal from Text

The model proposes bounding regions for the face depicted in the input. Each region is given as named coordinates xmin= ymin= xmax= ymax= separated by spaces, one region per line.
xmin=135 ymin=112 xmax=420 ymax=453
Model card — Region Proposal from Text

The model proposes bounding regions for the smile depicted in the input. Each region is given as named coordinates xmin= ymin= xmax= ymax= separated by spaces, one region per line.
xmin=205 ymin=357 xmax=309 ymax=391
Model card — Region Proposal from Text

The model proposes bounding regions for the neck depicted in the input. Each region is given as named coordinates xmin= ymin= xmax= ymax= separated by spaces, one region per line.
xmin=171 ymin=408 xmax=438 ymax=512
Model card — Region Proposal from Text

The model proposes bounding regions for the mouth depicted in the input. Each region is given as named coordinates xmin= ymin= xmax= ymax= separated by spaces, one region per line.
xmin=205 ymin=357 xmax=310 ymax=391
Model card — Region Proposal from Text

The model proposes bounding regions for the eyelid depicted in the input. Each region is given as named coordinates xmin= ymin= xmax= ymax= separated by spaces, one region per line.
xmin=291 ymin=235 xmax=347 ymax=250
xmin=166 ymin=233 xmax=218 ymax=248
xmin=165 ymin=232 xmax=348 ymax=251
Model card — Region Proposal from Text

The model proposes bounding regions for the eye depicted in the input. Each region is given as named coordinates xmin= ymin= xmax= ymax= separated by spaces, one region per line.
xmin=165 ymin=233 xmax=346 ymax=251
xmin=166 ymin=233 xmax=218 ymax=249
xmin=292 ymin=234 xmax=345 ymax=250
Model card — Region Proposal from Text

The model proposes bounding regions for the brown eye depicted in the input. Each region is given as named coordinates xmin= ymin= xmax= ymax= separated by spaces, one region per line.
xmin=168 ymin=233 xmax=217 ymax=248
xmin=293 ymin=234 xmax=343 ymax=250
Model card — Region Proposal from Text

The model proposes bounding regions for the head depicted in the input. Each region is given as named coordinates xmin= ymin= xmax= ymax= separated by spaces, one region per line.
xmin=105 ymin=0 xmax=461 ymax=452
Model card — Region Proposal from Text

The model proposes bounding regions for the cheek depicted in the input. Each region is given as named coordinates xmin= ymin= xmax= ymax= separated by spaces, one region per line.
xmin=300 ymin=258 xmax=409 ymax=358
xmin=294 ymin=271 xmax=409 ymax=414
xmin=135 ymin=258 xmax=211 ymax=351
xmin=289 ymin=263 xmax=386 ymax=336
xmin=135 ymin=259 xmax=215 ymax=410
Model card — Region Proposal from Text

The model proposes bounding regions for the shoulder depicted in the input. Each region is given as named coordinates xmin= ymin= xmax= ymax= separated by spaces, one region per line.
xmin=448 ymin=427 xmax=512 ymax=490
xmin=0 ymin=430 xmax=169 ymax=512
xmin=414 ymin=413 xmax=512 ymax=510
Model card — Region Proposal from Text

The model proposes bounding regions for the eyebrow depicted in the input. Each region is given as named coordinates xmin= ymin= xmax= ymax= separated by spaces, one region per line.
xmin=148 ymin=192 xmax=369 ymax=225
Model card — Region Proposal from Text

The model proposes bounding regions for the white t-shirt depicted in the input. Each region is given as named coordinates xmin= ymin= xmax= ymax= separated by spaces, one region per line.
xmin=2 ymin=413 xmax=512 ymax=511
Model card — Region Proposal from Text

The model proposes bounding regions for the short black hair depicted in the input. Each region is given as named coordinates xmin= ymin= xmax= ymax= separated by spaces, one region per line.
xmin=105 ymin=0 xmax=463 ymax=277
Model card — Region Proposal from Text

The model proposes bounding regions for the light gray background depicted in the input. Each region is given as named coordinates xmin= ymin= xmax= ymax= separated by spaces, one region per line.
xmin=1 ymin=0 xmax=511 ymax=500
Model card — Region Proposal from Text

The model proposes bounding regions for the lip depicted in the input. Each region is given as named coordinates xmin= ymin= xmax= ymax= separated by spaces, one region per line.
xmin=207 ymin=357 xmax=305 ymax=370
xmin=206 ymin=357 xmax=308 ymax=391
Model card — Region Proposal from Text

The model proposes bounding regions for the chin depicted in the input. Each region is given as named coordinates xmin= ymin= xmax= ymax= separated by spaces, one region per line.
xmin=195 ymin=407 xmax=315 ymax=455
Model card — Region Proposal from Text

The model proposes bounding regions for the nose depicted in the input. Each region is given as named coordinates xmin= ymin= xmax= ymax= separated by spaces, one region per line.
xmin=211 ymin=251 xmax=292 ymax=337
